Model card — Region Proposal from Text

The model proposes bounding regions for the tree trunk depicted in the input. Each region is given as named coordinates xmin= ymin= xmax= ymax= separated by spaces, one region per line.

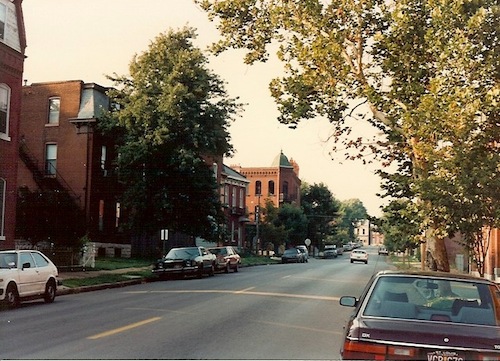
xmin=425 ymin=235 xmax=450 ymax=272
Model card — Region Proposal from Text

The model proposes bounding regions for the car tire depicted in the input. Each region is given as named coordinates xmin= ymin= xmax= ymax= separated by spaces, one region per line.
xmin=44 ymin=279 xmax=56 ymax=303
xmin=350 ymin=259 xmax=353 ymax=263
xmin=234 ymin=263 xmax=239 ymax=272
xmin=5 ymin=283 xmax=19 ymax=309
xmin=209 ymin=264 xmax=215 ymax=277
xmin=197 ymin=266 xmax=203 ymax=279
xmin=365 ymin=260 xmax=368 ymax=264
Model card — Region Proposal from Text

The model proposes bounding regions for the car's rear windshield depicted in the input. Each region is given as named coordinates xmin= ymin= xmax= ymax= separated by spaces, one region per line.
xmin=363 ymin=275 xmax=500 ymax=326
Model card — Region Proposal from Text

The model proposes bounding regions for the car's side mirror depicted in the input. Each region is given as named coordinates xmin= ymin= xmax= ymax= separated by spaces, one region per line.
xmin=22 ymin=262 xmax=31 ymax=270
xmin=340 ymin=296 xmax=358 ymax=307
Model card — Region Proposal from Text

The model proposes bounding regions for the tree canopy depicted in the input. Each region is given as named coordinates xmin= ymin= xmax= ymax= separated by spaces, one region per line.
xmin=100 ymin=27 xmax=242 ymax=253
xmin=197 ymin=0 xmax=500 ymax=272
xmin=301 ymin=182 xmax=340 ymax=248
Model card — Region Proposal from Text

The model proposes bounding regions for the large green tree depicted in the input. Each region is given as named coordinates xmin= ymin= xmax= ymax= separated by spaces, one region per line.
xmin=197 ymin=0 xmax=499 ymax=271
xmin=337 ymin=199 xmax=368 ymax=245
xmin=301 ymin=182 xmax=340 ymax=249
xmin=100 ymin=27 xmax=241 ymax=256
xmin=258 ymin=200 xmax=308 ymax=251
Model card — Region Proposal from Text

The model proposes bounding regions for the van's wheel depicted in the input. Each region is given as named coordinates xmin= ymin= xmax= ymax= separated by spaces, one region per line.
xmin=5 ymin=283 xmax=19 ymax=309
xmin=44 ymin=279 xmax=56 ymax=303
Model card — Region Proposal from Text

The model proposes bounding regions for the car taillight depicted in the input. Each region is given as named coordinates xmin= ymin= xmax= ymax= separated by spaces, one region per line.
xmin=479 ymin=354 xmax=500 ymax=361
xmin=343 ymin=340 xmax=387 ymax=360
xmin=343 ymin=340 xmax=417 ymax=360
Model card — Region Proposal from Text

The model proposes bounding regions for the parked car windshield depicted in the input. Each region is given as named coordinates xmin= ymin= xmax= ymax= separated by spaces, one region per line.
xmin=165 ymin=248 xmax=200 ymax=259
xmin=363 ymin=275 xmax=500 ymax=326
xmin=0 ymin=252 xmax=17 ymax=268
xmin=209 ymin=248 xmax=227 ymax=256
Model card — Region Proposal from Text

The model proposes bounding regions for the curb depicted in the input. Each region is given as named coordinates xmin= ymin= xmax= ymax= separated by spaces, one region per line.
xmin=56 ymin=277 xmax=156 ymax=296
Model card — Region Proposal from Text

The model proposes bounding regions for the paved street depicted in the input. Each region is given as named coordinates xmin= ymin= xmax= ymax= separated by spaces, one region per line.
xmin=0 ymin=247 xmax=392 ymax=359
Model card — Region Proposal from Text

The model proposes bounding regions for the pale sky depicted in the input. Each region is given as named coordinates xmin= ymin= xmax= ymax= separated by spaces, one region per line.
xmin=22 ymin=0 xmax=387 ymax=217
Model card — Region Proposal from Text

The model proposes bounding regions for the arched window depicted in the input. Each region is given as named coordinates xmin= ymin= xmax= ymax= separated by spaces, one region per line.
xmin=255 ymin=180 xmax=262 ymax=196
xmin=282 ymin=181 xmax=289 ymax=198
xmin=268 ymin=180 xmax=275 ymax=195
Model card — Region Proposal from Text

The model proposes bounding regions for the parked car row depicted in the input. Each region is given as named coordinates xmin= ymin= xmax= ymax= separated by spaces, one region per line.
xmin=0 ymin=250 xmax=60 ymax=309
xmin=152 ymin=246 xmax=241 ymax=279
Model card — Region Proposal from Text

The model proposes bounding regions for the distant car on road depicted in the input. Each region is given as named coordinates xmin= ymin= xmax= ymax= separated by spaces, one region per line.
xmin=335 ymin=245 xmax=344 ymax=255
xmin=350 ymin=249 xmax=368 ymax=264
xmin=152 ymin=246 xmax=216 ymax=279
xmin=281 ymin=248 xmax=304 ymax=263
xmin=296 ymin=245 xmax=309 ymax=262
xmin=0 ymin=250 xmax=60 ymax=308
xmin=339 ymin=270 xmax=500 ymax=360
xmin=323 ymin=245 xmax=338 ymax=259
xmin=208 ymin=246 xmax=241 ymax=273
xmin=343 ymin=243 xmax=354 ymax=251
xmin=378 ymin=246 xmax=389 ymax=255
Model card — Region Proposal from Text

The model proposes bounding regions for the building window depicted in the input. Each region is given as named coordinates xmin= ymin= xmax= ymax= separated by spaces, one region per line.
xmin=282 ymin=181 xmax=289 ymax=199
xmin=115 ymin=202 xmax=121 ymax=228
xmin=99 ymin=200 xmax=104 ymax=232
xmin=0 ymin=178 xmax=5 ymax=240
xmin=232 ymin=187 xmax=237 ymax=207
xmin=255 ymin=181 xmax=262 ymax=196
xmin=223 ymin=185 xmax=229 ymax=205
xmin=268 ymin=180 xmax=275 ymax=195
xmin=239 ymin=188 xmax=244 ymax=209
xmin=0 ymin=3 xmax=5 ymax=40
xmin=0 ymin=84 xmax=10 ymax=138
xmin=45 ymin=144 xmax=57 ymax=175
xmin=101 ymin=145 xmax=107 ymax=175
xmin=48 ymin=97 xmax=60 ymax=124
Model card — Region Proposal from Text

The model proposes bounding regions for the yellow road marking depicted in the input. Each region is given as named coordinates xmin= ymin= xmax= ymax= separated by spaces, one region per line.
xmin=126 ymin=289 xmax=339 ymax=302
xmin=87 ymin=317 xmax=162 ymax=340
xmin=235 ymin=287 xmax=255 ymax=293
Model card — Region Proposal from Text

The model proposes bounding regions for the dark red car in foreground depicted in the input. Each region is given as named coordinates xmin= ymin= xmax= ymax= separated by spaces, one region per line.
xmin=339 ymin=270 xmax=500 ymax=360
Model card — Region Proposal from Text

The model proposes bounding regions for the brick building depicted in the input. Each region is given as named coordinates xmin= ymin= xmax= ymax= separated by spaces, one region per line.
xmin=220 ymin=164 xmax=249 ymax=248
xmin=0 ymin=0 xmax=26 ymax=250
xmin=232 ymin=151 xmax=301 ymax=222
xmin=18 ymin=80 xmax=123 ymax=246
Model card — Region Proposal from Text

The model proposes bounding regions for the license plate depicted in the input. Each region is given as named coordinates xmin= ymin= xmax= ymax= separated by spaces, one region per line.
xmin=427 ymin=351 xmax=464 ymax=361
xmin=174 ymin=264 xmax=182 ymax=269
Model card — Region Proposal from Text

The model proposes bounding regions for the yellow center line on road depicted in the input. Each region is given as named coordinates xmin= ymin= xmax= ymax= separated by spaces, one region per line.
xmin=234 ymin=287 xmax=255 ymax=293
xmin=87 ymin=317 xmax=162 ymax=340
xmin=125 ymin=289 xmax=339 ymax=302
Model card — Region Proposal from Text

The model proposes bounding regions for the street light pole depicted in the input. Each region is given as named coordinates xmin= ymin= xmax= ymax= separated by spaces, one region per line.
xmin=255 ymin=193 xmax=260 ymax=254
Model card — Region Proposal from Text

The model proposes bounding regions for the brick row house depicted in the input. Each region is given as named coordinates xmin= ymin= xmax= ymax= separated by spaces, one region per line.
xmin=17 ymin=80 xmax=250 ymax=257
xmin=18 ymin=81 xmax=123 ymax=250
xmin=220 ymin=164 xmax=250 ymax=249
xmin=0 ymin=0 xmax=25 ymax=250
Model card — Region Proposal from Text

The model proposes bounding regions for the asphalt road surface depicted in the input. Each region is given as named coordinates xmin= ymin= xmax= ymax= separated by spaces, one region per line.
xmin=0 ymin=247 xmax=393 ymax=360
